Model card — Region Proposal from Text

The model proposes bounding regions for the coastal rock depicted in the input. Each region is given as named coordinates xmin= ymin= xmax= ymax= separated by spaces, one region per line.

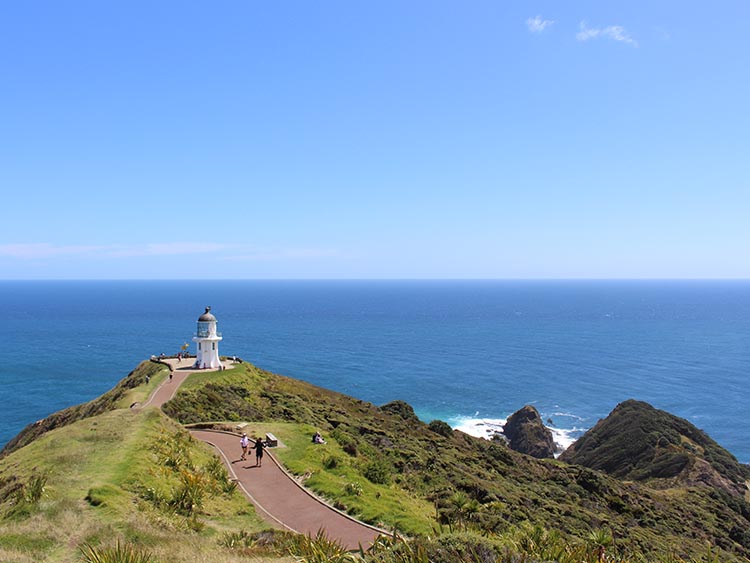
xmin=560 ymin=399 xmax=750 ymax=497
xmin=503 ymin=405 xmax=556 ymax=459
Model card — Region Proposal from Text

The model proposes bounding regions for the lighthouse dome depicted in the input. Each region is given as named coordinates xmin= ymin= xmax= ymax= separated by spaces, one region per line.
xmin=198 ymin=307 xmax=216 ymax=322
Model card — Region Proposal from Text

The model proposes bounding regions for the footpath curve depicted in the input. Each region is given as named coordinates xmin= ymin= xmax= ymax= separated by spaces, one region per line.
xmin=144 ymin=358 xmax=383 ymax=550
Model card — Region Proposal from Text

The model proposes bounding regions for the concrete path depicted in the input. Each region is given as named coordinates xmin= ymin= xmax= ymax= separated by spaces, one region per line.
xmin=142 ymin=357 xmax=383 ymax=550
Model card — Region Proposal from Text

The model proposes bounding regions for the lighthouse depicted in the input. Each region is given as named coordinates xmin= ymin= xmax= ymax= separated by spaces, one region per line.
xmin=193 ymin=306 xmax=223 ymax=369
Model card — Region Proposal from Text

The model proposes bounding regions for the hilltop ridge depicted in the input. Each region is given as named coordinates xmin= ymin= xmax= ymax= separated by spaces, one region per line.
xmin=560 ymin=399 xmax=750 ymax=496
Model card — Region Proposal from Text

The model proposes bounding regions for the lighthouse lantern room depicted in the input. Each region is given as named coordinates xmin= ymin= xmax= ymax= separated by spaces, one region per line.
xmin=193 ymin=306 xmax=223 ymax=369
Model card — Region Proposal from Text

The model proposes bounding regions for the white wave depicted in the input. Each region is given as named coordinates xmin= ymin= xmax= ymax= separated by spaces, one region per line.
xmin=451 ymin=417 xmax=507 ymax=439
xmin=551 ymin=412 xmax=587 ymax=422
xmin=550 ymin=427 xmax=579 ymax=453
xmin=450 ymin=415 xmax=583 ymax=457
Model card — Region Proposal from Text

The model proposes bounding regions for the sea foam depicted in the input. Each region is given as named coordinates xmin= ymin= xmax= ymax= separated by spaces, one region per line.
xmin=450 ymin=415 xmax=582 ymax=456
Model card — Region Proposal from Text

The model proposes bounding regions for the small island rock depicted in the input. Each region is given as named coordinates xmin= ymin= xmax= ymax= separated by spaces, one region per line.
xmin=503 ymin=405 xmax=556 ymax=459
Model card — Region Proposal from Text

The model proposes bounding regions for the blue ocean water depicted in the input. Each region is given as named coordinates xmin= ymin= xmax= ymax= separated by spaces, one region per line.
xmin=1 ymin=280 xmax=748 ymax=463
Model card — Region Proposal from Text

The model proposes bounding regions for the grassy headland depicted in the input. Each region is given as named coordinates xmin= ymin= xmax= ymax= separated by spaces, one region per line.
xmin=0 ymin=362 xmax=280 ymax=563
xmin=1 ymin=359 xmax=749 ymax=562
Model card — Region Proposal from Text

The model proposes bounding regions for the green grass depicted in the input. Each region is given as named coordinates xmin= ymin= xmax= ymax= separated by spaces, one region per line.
xmin=114 ymin=366 xmax=169 ymax=409
xmin=177 ymin=362 xmax=245 ymax=392
xmin=269 ymin=424 xmax=434 ymax=535
xmin=0 ymin=532 xmax=56 ymax=555
xmin=193 ymin=419 xmax=436 ymax=534
xmin=0 ymin=392 xmax=277 ymax=562
xmin=233 ymin=422 xmax=435 ymax=535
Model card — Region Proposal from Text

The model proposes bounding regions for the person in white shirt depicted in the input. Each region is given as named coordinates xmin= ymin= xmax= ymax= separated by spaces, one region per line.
xmin=240 ymin=433 xmax=249 ymax=461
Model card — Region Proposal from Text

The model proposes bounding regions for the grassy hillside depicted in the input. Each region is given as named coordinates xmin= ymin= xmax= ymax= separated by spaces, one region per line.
xmin=0 ymin=361 xmax=167 ymax=458
xmin=3 ymin=360 xmax=750 ymax=562
xmin=0 ymin=371 xmax=284 ymax=563
xmin=164 ymin=362 xmax=750 ymax=561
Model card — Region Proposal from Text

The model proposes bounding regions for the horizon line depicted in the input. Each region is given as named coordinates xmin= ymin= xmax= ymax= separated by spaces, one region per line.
xmin=1 ymin=278 xmax=749 ymax=282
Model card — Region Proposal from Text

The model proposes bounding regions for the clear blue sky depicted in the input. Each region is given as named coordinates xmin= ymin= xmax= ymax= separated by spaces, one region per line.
xmin=1 ymin=1 xmax=748 ymax=279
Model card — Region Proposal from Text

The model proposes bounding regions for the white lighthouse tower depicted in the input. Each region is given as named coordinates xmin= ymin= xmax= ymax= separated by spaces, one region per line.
xmin=193 ymin=306 xmax=223 ymax=369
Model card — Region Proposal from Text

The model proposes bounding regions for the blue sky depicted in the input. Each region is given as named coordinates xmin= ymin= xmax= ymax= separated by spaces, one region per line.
xmin=1 ymin=1 xmax=748 ymax=279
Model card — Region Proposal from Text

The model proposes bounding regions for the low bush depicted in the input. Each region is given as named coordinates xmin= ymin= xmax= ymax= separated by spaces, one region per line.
xmin=364 ymin=459 xmax=392 ymax=485
xmin=344 ymin=482 xmax=363 ymax=496
xmin=79 ymin=541 xmax=154 ymax=563
xmin=287 ymin=529 xmax=358 ymax=563
xmin=428 ymin=420 xmax=453 ymax=438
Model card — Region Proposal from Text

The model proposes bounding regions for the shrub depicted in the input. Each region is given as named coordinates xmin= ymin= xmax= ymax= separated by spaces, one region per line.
xmin=170 ymin=470 xmax=207 ymax=515
xmin=79 ymin=541 xmax=154 ymax=563
xmin=344 ymin=482 xmax=363 ymax=496
xmin=287 ymin=529 xmax=358 ymax=563
xmin=365 ymin=534 xmax=429 ymax=563
xmin=323 ymin=455 xmax=340 ymax=470
xmin=380 ymin=401 xmax=419 ymax=423
xmin=204 ymin=455 xmax=237 ymax=494
xmin=24 ymin=473 xmax=47 ymax=504
xmin=425 ymin=532 xmax=500 ymax=563
xmin=4 ymin=471 xmax=48 ymax=518
xmin=219 ymin=529 xmax=257 ymax=549
xmin=428 ymin=420 xmax=453 ymax=438
xmin=139 ymin=486 xmax=168 ymax=509
xmin=332 ymin=428 xmax=359 ymax=457
xmin=364 ymin=459 xmax=392 ymax=485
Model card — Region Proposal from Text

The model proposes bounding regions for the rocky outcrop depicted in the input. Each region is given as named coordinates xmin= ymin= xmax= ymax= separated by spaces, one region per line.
xmin=560 ymin=399 xmax=750 ymax=497
xmin=503 ymin=405 xmax=556 ymax=459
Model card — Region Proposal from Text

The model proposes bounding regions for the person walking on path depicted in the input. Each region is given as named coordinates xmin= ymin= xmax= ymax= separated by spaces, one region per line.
xmin=254 ymin=437 xmax=265 ymax=467
xmin=169 ymin=371 xmax=173 ymax=383
xmin=240 ymin=433 xmax=249 ymax=461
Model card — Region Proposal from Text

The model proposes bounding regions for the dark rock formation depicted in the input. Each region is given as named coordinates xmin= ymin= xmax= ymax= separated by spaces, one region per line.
xmin=503 ymin=405 xmax=556 ymax=459
xmin=560 ymin=399 xmax=750 ymax=497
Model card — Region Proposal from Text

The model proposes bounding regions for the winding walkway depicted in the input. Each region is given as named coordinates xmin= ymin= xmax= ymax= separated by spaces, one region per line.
xmin=144 ymin=358 xmax=383 ymax=550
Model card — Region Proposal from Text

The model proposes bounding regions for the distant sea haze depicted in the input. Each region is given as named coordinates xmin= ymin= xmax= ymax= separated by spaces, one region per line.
xmin=1 ymin=280 xmax=748 ymax=463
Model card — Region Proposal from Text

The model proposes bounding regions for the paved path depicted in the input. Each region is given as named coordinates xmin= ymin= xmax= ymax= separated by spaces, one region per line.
xmin=140 ymin=357 xmax=199 ymax=409
xmin=142 ymin=358 xmax=383 ymax=550
xmin=191 ymin=429 xmax=382 ymax=550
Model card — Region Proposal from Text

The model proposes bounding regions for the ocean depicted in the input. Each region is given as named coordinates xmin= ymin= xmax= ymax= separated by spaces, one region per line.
xmin=1 ymin=280 xmax=748 ymax=463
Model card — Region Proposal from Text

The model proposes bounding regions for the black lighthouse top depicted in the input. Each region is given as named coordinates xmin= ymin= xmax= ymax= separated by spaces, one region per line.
xmin=198 ymin=306 xmax=216 ymax=322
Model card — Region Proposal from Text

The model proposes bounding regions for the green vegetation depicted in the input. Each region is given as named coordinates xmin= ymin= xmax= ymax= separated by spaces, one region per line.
xmin=81 ymin=525 xmax=744 ymax=563
xmin=163 ymin=362 xmax=750 ymax=561
xmin=0 ymin=365 xmax=272 ymax=563
xmin=560 ymin=399 xmax=750 ymax=491
xmin=2 ymin=359 xmax=750 ymax=562
xmin=80 ymin=541 xmax=155 ymax=563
